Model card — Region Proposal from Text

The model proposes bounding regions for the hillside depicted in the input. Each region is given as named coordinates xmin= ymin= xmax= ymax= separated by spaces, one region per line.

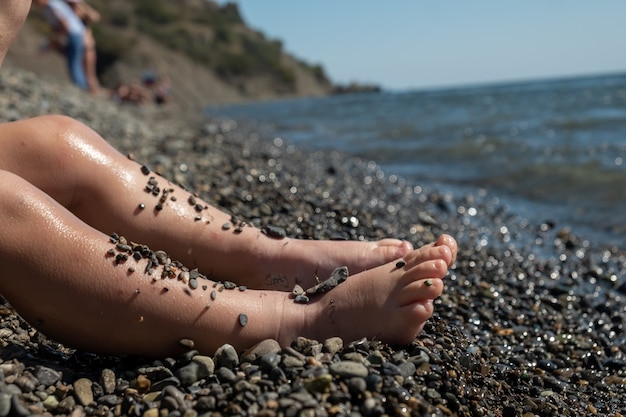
xmin=5 ymin=0 xmax=334 ymax=109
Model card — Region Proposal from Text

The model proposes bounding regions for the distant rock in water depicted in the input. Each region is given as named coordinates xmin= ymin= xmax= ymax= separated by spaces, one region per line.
xmin=332 ymin=82 xmax=382 ymax=95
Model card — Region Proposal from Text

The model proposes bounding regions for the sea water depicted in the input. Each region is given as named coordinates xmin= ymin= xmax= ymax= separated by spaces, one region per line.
xmin=209 ymin=73 xmax=626 ymax=250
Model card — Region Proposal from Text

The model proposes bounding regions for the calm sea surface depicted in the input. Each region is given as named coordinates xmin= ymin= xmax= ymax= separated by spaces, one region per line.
xmin=209 ymin=74 xmax=626 ymax=250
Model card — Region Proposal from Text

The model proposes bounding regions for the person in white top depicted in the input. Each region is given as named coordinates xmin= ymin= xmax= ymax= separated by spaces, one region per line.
xmin=33 ymin=0 xmax=88 ymax=90
xmin=65 ymin=0 xmax=101 ymax=94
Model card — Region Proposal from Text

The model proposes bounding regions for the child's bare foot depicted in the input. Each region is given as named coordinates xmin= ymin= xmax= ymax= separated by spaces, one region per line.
xmin=229 ymin=236 xmax=415 ymax=291
xmin=243 ymin=233 xmax=457 ymax=292
xmin=273 ymin=240 xmax=453 ymax=347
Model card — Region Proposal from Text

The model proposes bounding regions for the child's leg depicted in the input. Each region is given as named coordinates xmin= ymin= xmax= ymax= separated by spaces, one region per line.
xmin=0 ymin=170 xmax=449 ymax=356
xmin=0 ymin=116 xmax=457 ymax=291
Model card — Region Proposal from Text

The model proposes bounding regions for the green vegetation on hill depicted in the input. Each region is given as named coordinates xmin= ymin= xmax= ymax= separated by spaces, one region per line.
xmin=85 ymin=0 xmax=329 ymax=91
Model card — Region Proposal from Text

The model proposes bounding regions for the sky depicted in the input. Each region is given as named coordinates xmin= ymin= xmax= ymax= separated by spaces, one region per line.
xmin=216 ymin=1 xmax=626 ymax=92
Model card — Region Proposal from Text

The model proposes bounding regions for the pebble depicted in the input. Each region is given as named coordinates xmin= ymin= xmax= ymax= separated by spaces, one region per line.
xmin=305 ymin=266 xmax=349 ymax=295
xmin=294 ymin=294 xmax=310 ymax=304
xmin=178 ymin=338 xmax=195 ymax=350
xmin=261 ymin=225 xmax=287 ymax=239
xmin=72 ymin=378 xmax=94 ymax=407
xmin=323 ymin=337 xmax=344 ymax=355
xmin=34 ymin=366 xmax=61 ymax=386
xmin=329 ymin=361 xmax=369 ymax=378
xmin=214 ymin=344 xmax=239 ymax=369
xmin=100 ymin=368 xmax=115 ymax=394
xmin=241 ymin=339 xmax=281 ymax=362
xmin=0 ymin=393 xmax=10 ymax=417
xmin=191 ymin=355 xmax=215 ymax=378
xmin=292 ymin=284 xmax=304 ymax=296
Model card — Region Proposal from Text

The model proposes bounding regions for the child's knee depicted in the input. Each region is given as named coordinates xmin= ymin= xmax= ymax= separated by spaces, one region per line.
xmin=35 ymin=115 xmax=91 ymax=147
xmin=0 ymin=170 xmax=36 ymax=218
xmin=20 ymin=115 xmax=102 ymax=171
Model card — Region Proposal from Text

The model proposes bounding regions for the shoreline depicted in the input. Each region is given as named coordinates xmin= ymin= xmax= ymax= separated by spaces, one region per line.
xmin=1 ymin=68 xmax=625 ymax=416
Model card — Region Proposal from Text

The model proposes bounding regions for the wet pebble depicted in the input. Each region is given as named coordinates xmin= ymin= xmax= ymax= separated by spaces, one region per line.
xmin=261 ymin=225 xmax=287 ymax=239
xmin=214 ymin=344 xmax=239 ymax=369
xmin=329 ymin=361 xmax=369 ymax=378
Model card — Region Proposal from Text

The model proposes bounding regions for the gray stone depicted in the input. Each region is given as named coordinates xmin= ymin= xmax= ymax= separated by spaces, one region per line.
xmin=281 ymin=355 xmax=305 ymax=369
xmin=241 ymin=339 xmax=281 ymax=362
xmin=191 ymin=355 xmax=215 ymax=379
xmin=258 ymin=352 xmax=281 ymax=371
xmin=175 ymin=362 xmax=200 ymax=386
xmin=10 ymin=395 xmax=29 ymax=417
xmin=215 ymin=367 xmax=237 ymax=383
xmin=398 ymin=361 xmax=417 ymax=378
xmin=0 ymin=393 xmax=11 ymax=417
xmin=214 ymin=344 xmax=239 ymax=369
xmin=150 ymin=376 xmax=181 ymax=392
xmin=34 ymin=366 xmax=62 ymax=386
xmin=329 ymin=361 xmax=369 ymax=378
xmin=323 ymin=337 xmax=344 ymax=355
xmin=162 ymin=385 xmax=186 ymax=408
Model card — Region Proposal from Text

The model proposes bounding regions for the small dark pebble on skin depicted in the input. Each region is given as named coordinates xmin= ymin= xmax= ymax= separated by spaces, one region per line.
xmin=222 ymin=223 xmax=231 ymax=230
xmin=306 ymin=266 xmax=349 ymax=295
xmin=294 ymin=294 xmax=310 ymax=304
xmin=238 ymin=313 xmax=248 ymax=327
xmin=262 ymin=225 xmax=287 ymax=239
xmin=140 ymin=165 xmax=150 ymax=175
xmin=116 ymin=243 xmax=132 ymax=253
xmin=396 ymin=260 xmax=406 ymax=268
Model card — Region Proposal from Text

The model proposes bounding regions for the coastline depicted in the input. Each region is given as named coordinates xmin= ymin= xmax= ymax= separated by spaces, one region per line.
xmin=1 ymin=68 xmax=625 ymax=416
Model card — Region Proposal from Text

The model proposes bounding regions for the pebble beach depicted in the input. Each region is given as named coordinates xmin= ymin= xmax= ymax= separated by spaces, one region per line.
xmin=1 ymin=68 xmax=625 ymax=417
